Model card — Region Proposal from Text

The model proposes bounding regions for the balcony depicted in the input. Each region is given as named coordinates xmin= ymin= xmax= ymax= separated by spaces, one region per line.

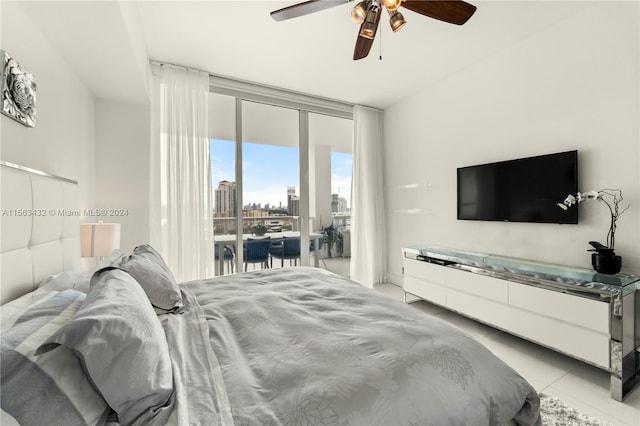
xmin=214 ymin=214 xmax=351 ymax=278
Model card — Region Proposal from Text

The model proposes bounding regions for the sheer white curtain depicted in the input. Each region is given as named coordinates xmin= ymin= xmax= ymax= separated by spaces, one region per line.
xmin=150 ymin=64 xmax=213 ymax=282
xmin=350 ymin=105 xmax=387 ymax=287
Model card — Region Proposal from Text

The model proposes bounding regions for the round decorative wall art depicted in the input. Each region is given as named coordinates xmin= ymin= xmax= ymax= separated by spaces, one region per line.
xmin=1 ymin=50 xmax=37 ymax=128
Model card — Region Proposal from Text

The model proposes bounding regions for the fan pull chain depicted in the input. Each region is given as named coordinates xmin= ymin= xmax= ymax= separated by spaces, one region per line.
xmin=379 ymin=20 xmax=383 ymax=61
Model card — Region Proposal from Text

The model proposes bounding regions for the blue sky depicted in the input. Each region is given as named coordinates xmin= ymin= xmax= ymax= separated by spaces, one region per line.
xmin=211 ymin=139 xmax=351 ymax=208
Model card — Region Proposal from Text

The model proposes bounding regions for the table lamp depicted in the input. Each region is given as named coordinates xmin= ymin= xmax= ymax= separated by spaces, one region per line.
xmin=80 ymin=221 xmax=121 ymax=262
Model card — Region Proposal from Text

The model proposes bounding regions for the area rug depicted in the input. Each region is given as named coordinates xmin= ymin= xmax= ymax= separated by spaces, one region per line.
xmin=539 ymin=393 xmax=610 ymax=426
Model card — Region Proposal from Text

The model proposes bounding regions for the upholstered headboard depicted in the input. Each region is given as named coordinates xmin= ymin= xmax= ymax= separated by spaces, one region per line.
xmin=1 ymin=161 xmax=80 ymax=304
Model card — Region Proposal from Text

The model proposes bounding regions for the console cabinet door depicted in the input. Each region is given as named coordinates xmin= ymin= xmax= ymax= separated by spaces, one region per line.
xmin=508 ymin=281 xmax=609 ymax=333
xmin=445 ymin=268 xmax=508 ymax=303
xmin=403 ymin=259 xmax=446 ymax=305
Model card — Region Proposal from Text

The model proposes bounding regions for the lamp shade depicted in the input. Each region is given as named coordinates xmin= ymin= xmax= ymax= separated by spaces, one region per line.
xmin=389 ymin=10 xmax=406 ymax=32
xmin=351 ymin=1 xmax=369 ymax=24
xmin=80 ymin=222 xmax=121 ymax=258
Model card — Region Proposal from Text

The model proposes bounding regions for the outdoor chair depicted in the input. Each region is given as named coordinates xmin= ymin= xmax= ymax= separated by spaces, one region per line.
xmin=269 ymin=236 xmax=301 ymax=268
xmin=243 ymin=238 xmax=272 ymax=271
xmin=214 ymin=243 xmax=234 ymax=275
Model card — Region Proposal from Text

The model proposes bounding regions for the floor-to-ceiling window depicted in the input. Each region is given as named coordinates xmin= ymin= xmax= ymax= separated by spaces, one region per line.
xmin=242 ymin=101 xmax=301 ymax=271
xmin=209 ymin=79 xmax=353 ymax=276
xmin=241 ymin=100 xmax=299 ymax=225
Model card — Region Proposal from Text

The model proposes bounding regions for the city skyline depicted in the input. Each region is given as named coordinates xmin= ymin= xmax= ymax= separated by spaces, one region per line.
xmin=211 ymin=139 xmax=352 ymax=208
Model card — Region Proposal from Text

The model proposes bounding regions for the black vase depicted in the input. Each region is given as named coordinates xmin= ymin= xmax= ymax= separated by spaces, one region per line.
xmin=591 ymin=253 xmax=622 ymax=275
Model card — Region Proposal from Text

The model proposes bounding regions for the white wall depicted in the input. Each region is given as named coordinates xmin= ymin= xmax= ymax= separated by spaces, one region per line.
xmin=0 ymin=1 xmax=96 ymax=211
xmin=95 ymin=99 xmax=150 ymax=251
xmin=384 ymin=2 xmax=639 ymax=283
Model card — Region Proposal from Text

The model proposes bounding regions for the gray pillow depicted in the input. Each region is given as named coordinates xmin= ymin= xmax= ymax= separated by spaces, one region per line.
xmin=1 ymin=290 xmax=109 ymax=426
xmin=36 ymin=268 xmax=174 ymax=426
xmin=119 ymin=244 xmax=183 ymax=313
xmin=38 ymin=270 xmax=94 ymax=293
xmin=38 ymin=250 xmax=128 ymax=293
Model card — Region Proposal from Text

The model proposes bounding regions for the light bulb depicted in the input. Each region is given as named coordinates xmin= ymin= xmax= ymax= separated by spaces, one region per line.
xmin=383 ymin=0 xmax=402 ymax=12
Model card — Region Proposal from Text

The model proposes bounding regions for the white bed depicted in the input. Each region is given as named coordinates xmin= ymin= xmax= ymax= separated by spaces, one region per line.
xmin=0 ymin=161 xmax=541 ymax=426
xmin=1 ymin=161 xmax=80 ymax=304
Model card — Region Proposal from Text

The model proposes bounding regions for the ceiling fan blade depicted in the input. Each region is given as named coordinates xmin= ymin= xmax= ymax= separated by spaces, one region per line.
xmin=353 ymin=34 xmax=374 ymax=60
xmin=353 ymin=7 xmax=382 ymax=60
xmin=271 ymin=0 xmax=351 ymax=22
xmin=401 ymin=0 xmax=476 ymax=25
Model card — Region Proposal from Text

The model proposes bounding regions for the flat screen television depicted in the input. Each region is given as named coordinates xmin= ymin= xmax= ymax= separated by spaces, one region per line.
xmin=457 ymin=150 xmax=578 ymax=224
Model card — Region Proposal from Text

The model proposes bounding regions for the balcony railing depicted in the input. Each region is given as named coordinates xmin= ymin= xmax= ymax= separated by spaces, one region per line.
xmin=213 ymin=214 xmax=350 ymax=236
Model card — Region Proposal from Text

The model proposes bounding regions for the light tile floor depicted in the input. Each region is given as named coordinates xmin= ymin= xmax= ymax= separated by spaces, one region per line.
xmin=373 ymin=283 xmax=640 ymax=426
xmin=321 ymin=256 xmax=351 ymax=278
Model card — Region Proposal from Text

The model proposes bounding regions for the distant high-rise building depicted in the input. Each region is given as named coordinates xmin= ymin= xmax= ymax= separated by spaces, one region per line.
xmin=290 ymin=196 xmax=300 ymax=216
xmin=287 ymin=186 xmax=299 ymax=216
xmin=331 ymin=193 xmax=348 ymax=213
xmin=215 ymin=180 xmax=236 ymax=217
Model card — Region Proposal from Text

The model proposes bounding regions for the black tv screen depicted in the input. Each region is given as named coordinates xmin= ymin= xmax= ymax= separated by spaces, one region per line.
xmin=457 ymin=150 xmax=578 ymax=224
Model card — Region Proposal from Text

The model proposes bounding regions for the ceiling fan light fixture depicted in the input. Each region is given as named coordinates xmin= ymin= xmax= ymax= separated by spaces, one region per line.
xmin=270 ymin=0 xmax=478 ymax=61
xmin=389 ymin=10 xmax=406 ymax=32
xmin=382 ymin=0 xmax=402 ymax=12
xmin=359 ymin=5 xmax=379 ymax=39
xmin=359 ymin=23 xmax=376 ymax=40
xmin=351 ymin=1 xmax=369 ymax=24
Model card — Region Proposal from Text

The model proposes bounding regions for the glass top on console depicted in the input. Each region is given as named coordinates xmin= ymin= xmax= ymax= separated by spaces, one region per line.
xmin=404 ymin=245 xmax=639 ymax=294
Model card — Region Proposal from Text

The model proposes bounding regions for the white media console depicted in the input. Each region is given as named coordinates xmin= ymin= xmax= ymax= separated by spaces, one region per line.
xmin=402 ymin=245 xmax=640 ymax=401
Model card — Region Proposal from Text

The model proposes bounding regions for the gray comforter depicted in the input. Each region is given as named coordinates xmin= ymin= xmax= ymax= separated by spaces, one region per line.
xmin=183 ymin=267 xmax=541 ymax=426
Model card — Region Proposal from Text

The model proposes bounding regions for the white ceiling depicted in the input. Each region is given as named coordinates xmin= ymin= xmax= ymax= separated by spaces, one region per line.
xmin=19 ymin=1 xmax=595 ymax=109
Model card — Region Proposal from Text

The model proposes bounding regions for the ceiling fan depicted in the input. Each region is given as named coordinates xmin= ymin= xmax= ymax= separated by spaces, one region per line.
xmin=270 ymin=0 xmax=477 ymax=60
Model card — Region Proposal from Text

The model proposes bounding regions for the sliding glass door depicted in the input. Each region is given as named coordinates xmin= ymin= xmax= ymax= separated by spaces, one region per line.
xmin=241 ymin=100 xmax=304 ymax=270
xmin=209 ymin=90 xmax=353 ymax=276
xmin=309 ymin=113 xmax=353 ymax=276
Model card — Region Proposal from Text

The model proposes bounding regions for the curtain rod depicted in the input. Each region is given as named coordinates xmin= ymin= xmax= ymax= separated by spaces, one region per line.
xmin=149 ymin=59 xmax=380 ymax=113
xmin=150 ymin=59 xmax=208 ymax=75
